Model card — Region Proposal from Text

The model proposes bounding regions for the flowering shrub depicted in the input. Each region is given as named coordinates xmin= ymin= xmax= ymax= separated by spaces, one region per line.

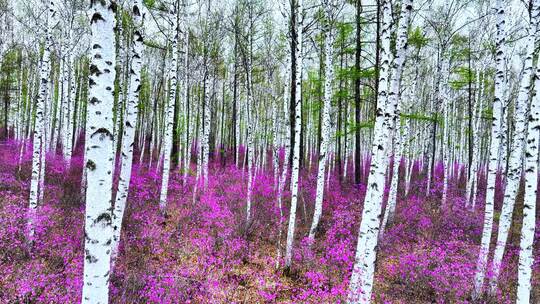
xmin=0 ymin=141 xmax=538 ymax=303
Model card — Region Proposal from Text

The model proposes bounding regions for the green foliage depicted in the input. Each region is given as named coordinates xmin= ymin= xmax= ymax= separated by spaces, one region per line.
xmin=449 ymin=66 xmax=475 ymax=90
xmin=306 ymin=70 xmax=322 ymax=98
xmin=449 ymin=34 xmax=471 ymax=61
xmin=0 ymin=48 xmax=21 ymax=101
xmin=401 ymin=112 xmax=439 ymax=124
xmin=350 ymin=120 xmax=374 ymax=132
xmin=143 ymin=39 xmax=165 ymax=50
xmin=483 ymin=40 xmax=496 ymax=56
xmin=335 ymin=21 xmax=353 ymax=48
xmin=121 ymin=7 xmax=133 ymax=30
xmin=143 ymin=0 xmax=156 ymax=9
xmin=138 ymin=68 xmax=152 ymax=111
xmin=334 ymin=88 xmax=349 ymax=102
xmin=351 ymin=66 xmax=376 ymax=80
xmin=335 ymin=66 xmax=355 ymax=81
xmin=408 ymin=27 xmax=429 ymax=50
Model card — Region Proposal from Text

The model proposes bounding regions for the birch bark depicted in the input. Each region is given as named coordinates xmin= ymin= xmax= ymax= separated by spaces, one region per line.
xmin=28 ymin=0 xmax=55 ymax=241
xmin=111 ymin=0 xmax=144 ymax=267
xmin=486 ymin=0 xmax=538 ymax=294
xmin=284 ymin=0 xmax=303 ymax=269
xmin=308 ymin=4 xmax=334 ymax=239
xmin=347 ymin=1 xmax=413 ymax=302
xmin=159 ymin=4 xmax=179 ymax=210
xmin=516 ymin=44 xmax=540 ymax=304
xmin=81 ymin=0 xmax=116 ymax=302
xmin=472 ymin=0 xmax=511 ymax=297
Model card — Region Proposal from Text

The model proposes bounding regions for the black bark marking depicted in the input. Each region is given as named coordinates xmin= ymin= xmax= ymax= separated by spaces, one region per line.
xmin=86 ymin=254 xmax=98 ymax=263
xmin=86 ymin=160 xmax=96 ymax=171
xmin=90 ymin=128 xmax=114 ymax=141
xmin=91 ymin=13 xmax=105 ymax=24
xmin=133 ymin=5 xmax=141 ymax=17
xmin=96 ymin=212 xmax=112 ymax=224
xmin=89 ymin=64 xmax=102 ymax=76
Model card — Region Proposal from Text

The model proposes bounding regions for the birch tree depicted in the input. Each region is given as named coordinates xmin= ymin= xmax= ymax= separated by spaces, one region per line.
xmin=516 ymin=44 xmax=540 ymax=304
xmin=81 ymin=0 xmax=116 ymax=302
xmin=159 ymin=2 xmax=179 ymax=211
xmin=28 ymin=0 xmax=55 ymax=242
xmin=484 ymin=0 xmax=539 ymax=295
xmin=348 ymin=1 xmax=413 ymax=302
xmin=379 ymin=0 xmax=414 ymax=237
xmin=308 ymin=0 xmax=336 ymax=241
xmin=111 ymin=0 xmax=144 ymax=267
xmin=284 ymin=0 xmax=303 ymax=269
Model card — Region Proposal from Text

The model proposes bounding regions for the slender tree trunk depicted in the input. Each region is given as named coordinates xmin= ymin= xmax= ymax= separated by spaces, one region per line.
xmin=111 ymin=0 xmax=144 ymax=268
xmin=354 ymin=0 xmax=362 ymax=185
xmin=159 ymin=4 xmax=179 ymax=210
xmin=82 ymin=0 xmax=116 ymax=302
xmin=284 ymin=0 xmax=303 ymax=270
xmin=472 ymin=0 xmax=507 ymax=297
xmin=516 ymin=46 xmax=540 ymax=304
xmin=309 ymin=5 xmax=334 ymax=240
xmin=347 ymin=1 xmax=412 ymax=303
xmin=276 ymin=56 xmax=291 ymax=268
xmin=486 ymin=0 xmax=538 ymax=295
xmin=28 ymin=0 xmax=54 ymax=242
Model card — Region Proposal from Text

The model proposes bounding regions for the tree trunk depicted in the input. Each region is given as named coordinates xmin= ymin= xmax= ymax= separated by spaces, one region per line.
xmin=516 ymin=44 xmax=540 ymax=304
xmin=309 ymin=4 xmax=334 ymax=240
xmin=347 ymin=1 xmax=412 ymax=303
xmin=82 ymin=0 xmax=116 ymax=302
xmin=27 ymin=0 xmax=54 ymax=242
xmin=159 ymin=4 xmax=179 ymax=210
xmin=485 ymin=0 xmax=538 ymax=295
xmin=354 ymin=0 xmax=362 ymax=185
xmin=284 ymin=0 xmax=303 ymax=270
xmin=111 ymin=0 xmax=144 ymax=268
xmin=471 ymin=0 xmax=507 ymax=298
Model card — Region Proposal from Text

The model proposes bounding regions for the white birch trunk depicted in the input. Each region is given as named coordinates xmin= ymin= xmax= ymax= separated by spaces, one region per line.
xmin=515 ymin=46 xmax=540 ymax=304
xmin=347 ymin=1 xmax=412 ymax=303
xmin=28 ymin=0 xmax=54 ymax=241
xmin=159 ymin=5 xmax=179 ymax=210
xmin=65 ymin=29 xmax=76 ymax=166
xmin=111 ymin=0 xmax=144 ymax=267
xmin=81 ymin=0 xmax=116 ymax=302
xmin=276 ymin=56 xmax=291 ymax=268
xmin=486 ymin=0 xmax=538 ymax=294
xmin=308 ymin=10 xmax=334 ymax=240
xmin=471 ymin=0 xmax=510 ymax=297
xmin=202 ymin=73 xmax=211 ymax=189
xmin=465 ymin=68 xmax=483 ymax=208
xmin=284 ymin=0 xmax=303 ymax=269
xmin=441 ymin=61 xmax=450 ymax=205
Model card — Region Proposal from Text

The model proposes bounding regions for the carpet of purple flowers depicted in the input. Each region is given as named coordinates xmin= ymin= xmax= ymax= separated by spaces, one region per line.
xmin=0 ymin=139 xmax=538 ymax=303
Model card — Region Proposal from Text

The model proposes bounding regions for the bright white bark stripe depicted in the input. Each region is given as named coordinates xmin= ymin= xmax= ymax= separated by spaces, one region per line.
xmin=516 ymin=44 xmax=540 ymax=304
xmin=159 ymin=4 xmax=179 ymax=210
xmin=111 ymin=0 xmax=144 ymax=268
xmin=483 ymin=0 xmax=538 ymax=296
xmin=284 ymin=0 xmax=304 ymax=269
xmin=348 ymin=1 xmax=413 ymax=303
xmin=81 ymin=1 xmax=116 ymax=302
xmin=309 ymin=1 xmax=335 ymax=240
xmin=472 ymin=0 xmax=511 ymax=298
xmin=28 ymin=0 xmax=55 ymax=242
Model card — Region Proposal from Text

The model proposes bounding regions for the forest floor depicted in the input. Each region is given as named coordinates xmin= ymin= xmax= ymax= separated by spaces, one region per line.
xmin=0 ymin=140 xmax=539 ymax=303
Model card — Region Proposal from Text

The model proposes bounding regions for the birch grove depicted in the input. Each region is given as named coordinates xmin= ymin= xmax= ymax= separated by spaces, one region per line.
xmin=1 ymin=0 xmax=539 ymax=303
